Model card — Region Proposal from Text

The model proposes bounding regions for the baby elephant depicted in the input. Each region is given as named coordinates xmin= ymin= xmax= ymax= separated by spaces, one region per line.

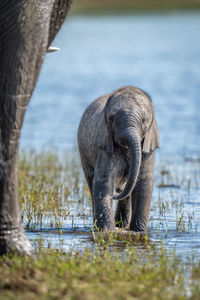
xmin=78 ymin=86 xmax=160 ymax=232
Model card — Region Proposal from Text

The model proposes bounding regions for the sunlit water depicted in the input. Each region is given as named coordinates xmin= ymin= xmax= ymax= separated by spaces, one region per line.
xmin=19 ymin=13 xmax=200 ymax=258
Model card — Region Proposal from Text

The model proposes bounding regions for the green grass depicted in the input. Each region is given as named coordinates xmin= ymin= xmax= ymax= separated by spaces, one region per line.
xmin=17 ymin=150 xmax=200 ymax=233
xmin=0 ymin=150 xmax=197 ymax=299
xmin=1 ymin=246 xmax=199 ymax=299
xmin=18 ymin=151 xmax=91 ymax=230
xmin=70 ymin=0 xmax=200 ymax=15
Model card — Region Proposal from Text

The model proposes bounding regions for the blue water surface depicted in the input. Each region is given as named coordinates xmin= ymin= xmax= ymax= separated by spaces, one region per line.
xmin=20 ymin=13 xmax=200 ymax=158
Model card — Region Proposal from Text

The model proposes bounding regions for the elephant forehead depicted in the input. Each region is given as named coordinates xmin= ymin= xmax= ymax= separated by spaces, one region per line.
xmin=107 ymin=90 xmax=153 ymax=117
xmin=134 ymin=94 xmax=153 ymax=115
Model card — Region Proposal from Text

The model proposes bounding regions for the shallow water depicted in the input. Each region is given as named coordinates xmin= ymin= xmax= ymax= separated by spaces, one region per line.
xmin=18 ymin=13 xmax=200 ymax=258
xmin=26 ymin=157 xmax=200 ymax=260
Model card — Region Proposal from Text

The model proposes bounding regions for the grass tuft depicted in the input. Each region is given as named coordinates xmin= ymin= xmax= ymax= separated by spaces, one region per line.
xmin=0 ymin=246 xmax=198 ymax=299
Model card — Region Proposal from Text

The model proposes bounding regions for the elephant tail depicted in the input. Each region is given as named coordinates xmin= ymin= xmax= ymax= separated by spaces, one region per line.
xmin=113 ymin=132 xmax=141 ymax=201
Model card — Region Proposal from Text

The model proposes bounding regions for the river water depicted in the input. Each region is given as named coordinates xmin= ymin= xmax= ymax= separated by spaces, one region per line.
xmin=21 ymin=12 xmax=200 ymax=157
xmin=19 ymin=13 xmax=200 ymax=258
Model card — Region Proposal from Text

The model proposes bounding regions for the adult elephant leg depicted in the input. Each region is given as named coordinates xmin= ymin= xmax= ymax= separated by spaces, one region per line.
xmin=115 ymin=196 xmax=131 ymax=228
xmin=92 ymin=153 xmax=115 ymax=231
xmin=130 ymin=152 xmax=155 ymax=232
xmin=0 ymin=1 xmax=57 ymax=255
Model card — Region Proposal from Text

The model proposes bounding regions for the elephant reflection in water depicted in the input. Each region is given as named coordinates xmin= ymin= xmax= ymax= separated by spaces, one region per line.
xmin=78 ymin=86 xmax=160 ymax=232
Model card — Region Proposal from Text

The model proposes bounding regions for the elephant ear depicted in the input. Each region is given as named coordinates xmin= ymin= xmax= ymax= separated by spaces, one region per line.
xmin=96 ymin=115 xmax=114 ymax=155
xmin=142 ymin=119 xmax=160 ymax=153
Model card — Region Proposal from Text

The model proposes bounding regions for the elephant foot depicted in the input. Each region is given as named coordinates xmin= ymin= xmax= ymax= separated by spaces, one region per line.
xmin=115 ymin=217 xmax=129 ymax=229
xmin=94 ymin=208 xmax=116 ymax=231
xmin=95 ymin=224 xmax=116 ymax=232
xmin=0 ymin=224 xmax=33 ymax=256
xmin=94 ymin=219 xmax=116 ymax=232
xmin=115 ymin=197 xmax=131 ymax=229
xmin=130 ymin=216 xmax=147 ymax=232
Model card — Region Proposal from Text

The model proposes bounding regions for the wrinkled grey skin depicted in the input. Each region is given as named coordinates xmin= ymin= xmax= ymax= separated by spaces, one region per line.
xmin=0 ymin=0 xmax=73 ymax=255
xmin=78 ymin=86 xmax=160 ymax=232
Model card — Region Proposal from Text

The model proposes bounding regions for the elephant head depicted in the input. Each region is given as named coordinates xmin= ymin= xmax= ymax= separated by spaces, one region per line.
xmin=0 ymin=0 xmax=73 ymax=255
xmin=101 ymin=86 xmax=160 ymax=201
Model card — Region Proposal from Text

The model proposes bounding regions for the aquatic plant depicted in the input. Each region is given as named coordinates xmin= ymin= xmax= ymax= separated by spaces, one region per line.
xmin=18 ymin=150 xmax=91 ymax=231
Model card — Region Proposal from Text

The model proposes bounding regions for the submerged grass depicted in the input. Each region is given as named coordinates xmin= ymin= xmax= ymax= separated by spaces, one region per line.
xmin=17 ymin=150 xmax=200 ymax=235
xmin=18 ymin=151 xmax=91 ymax=230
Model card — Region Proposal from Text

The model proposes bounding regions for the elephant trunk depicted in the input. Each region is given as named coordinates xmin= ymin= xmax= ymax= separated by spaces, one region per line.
xmin=113 ymin=131 xmax=141 ymax=201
